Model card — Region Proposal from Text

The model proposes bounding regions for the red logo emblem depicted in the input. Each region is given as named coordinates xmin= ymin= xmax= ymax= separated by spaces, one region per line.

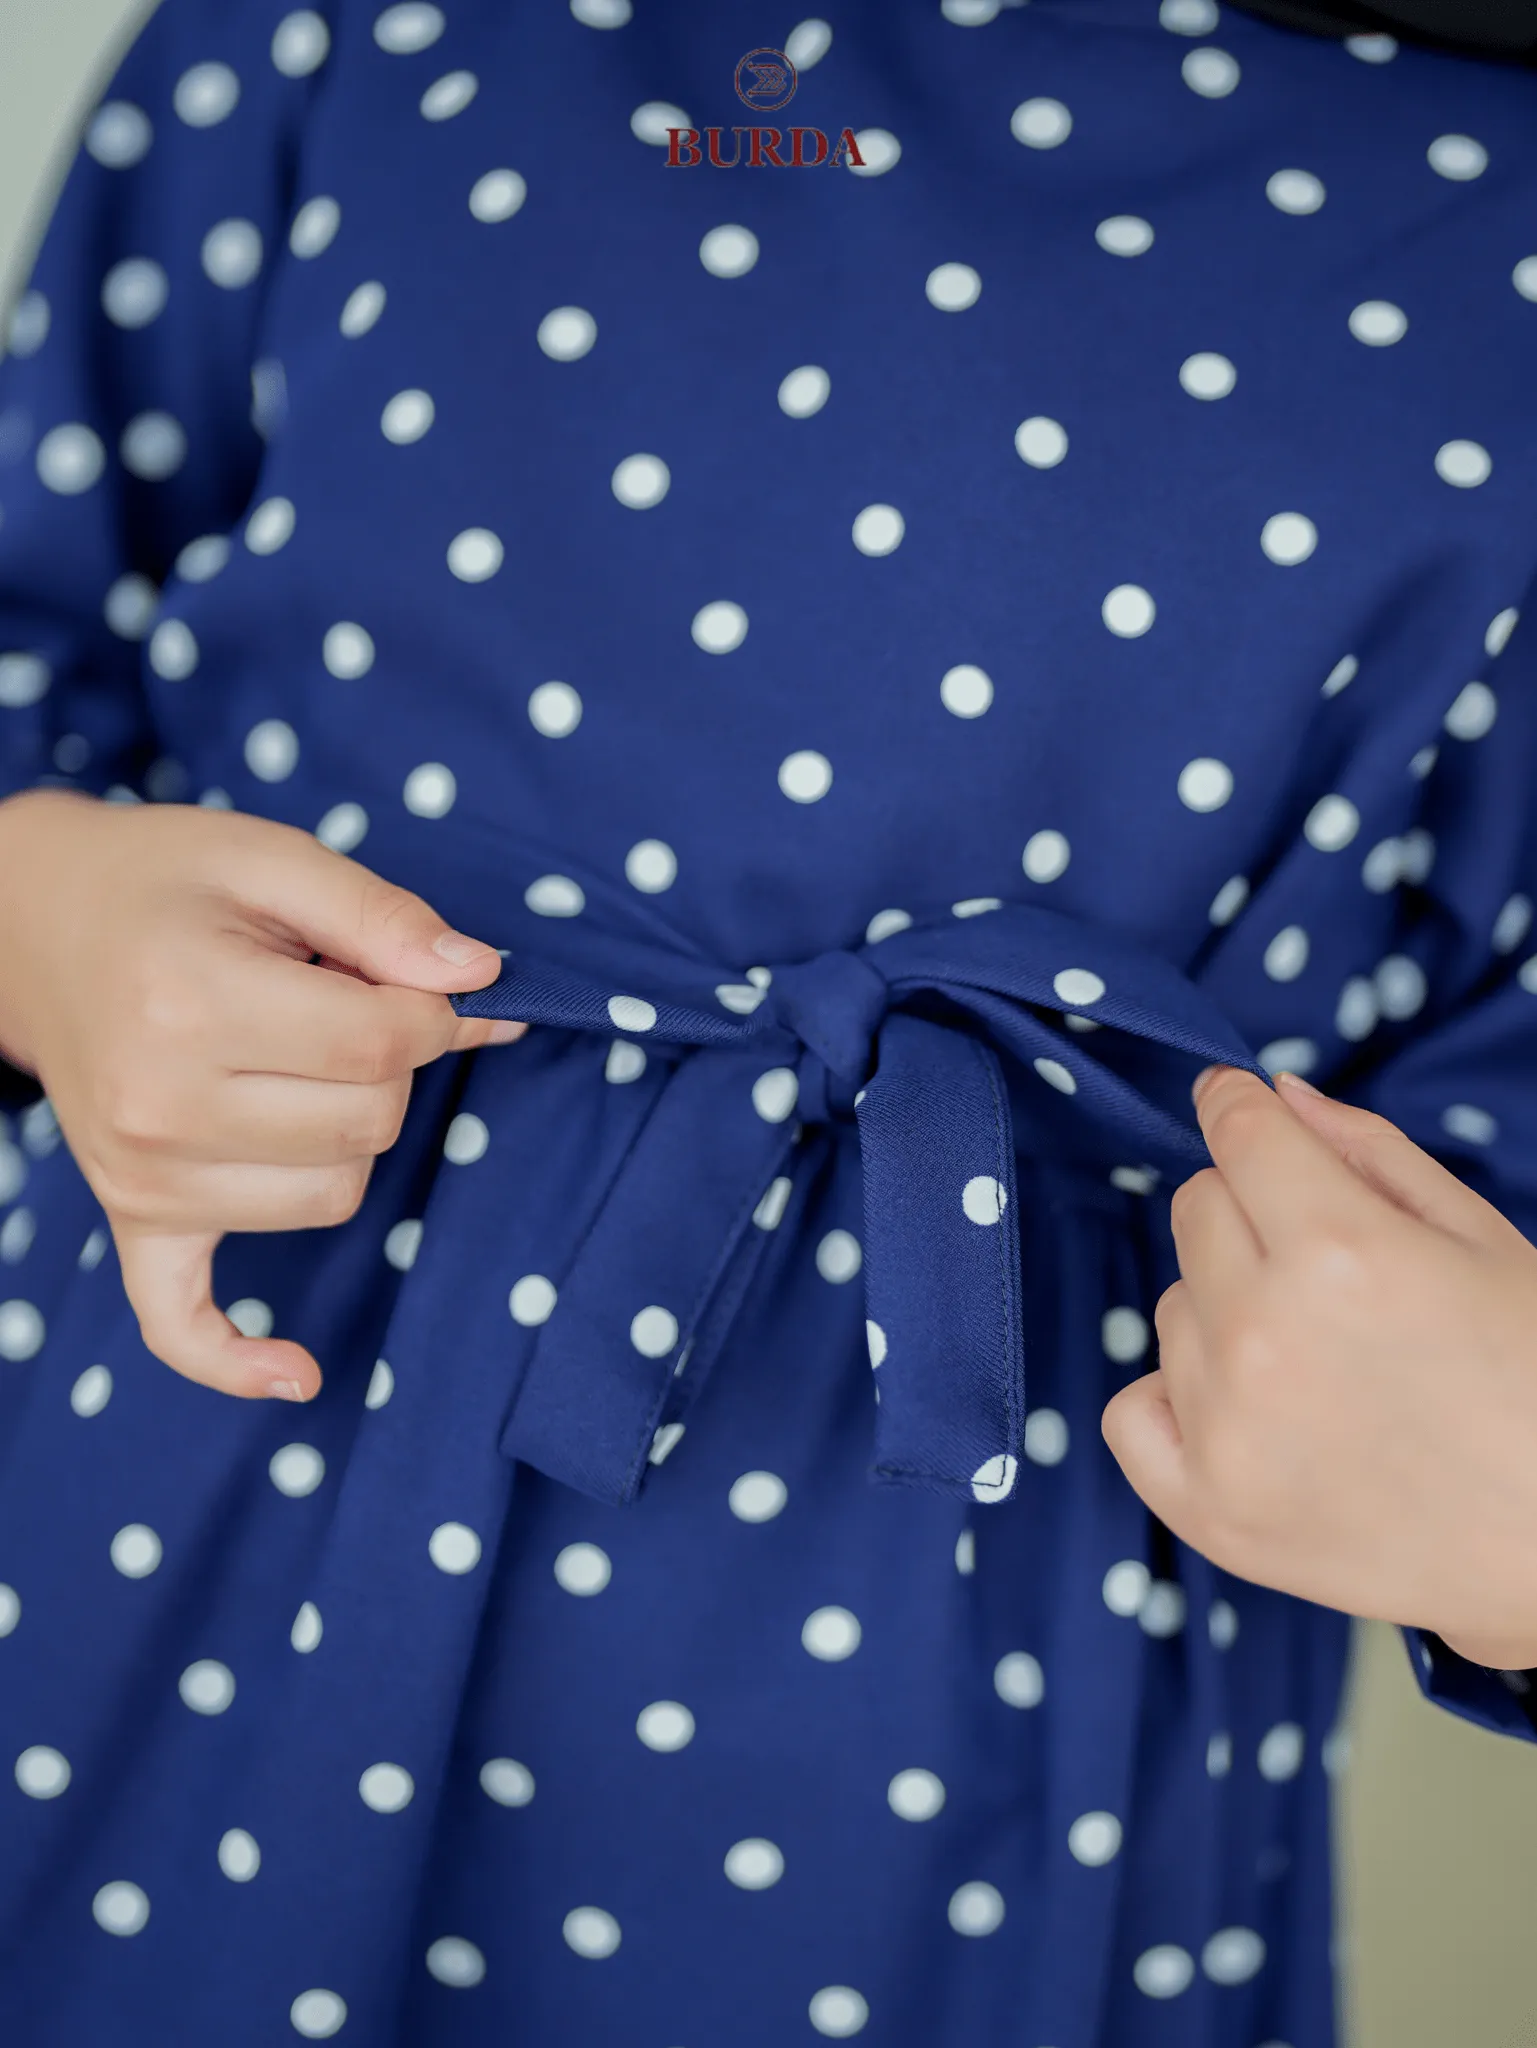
xmin=665 ymin=49 xmax=865 ymax=172
xmin=734 ymin=47 xmax=798 ymax=113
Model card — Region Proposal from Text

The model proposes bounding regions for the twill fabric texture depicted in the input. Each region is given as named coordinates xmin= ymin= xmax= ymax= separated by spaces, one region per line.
xmin=2 ymin=4 xmax=1537 ymax=2047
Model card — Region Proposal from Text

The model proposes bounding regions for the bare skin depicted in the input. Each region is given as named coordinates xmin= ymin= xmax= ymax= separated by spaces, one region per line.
xmin=0 ymin=787 xmax=524 ymax=1404
xmin=1103 ymin=1066 xmax=1537 ymax=1673
xmin=5 ymin=789 xmax=1536 ymax=1668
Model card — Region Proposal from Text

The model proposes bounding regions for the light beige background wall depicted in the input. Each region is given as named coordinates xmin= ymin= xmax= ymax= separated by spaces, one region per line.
xmin=4 ymin=6 xmax=1537 ymax=2043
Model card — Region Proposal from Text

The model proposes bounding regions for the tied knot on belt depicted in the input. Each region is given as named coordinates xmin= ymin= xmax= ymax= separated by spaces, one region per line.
xmin=449 ymin=902 xmax=1268 ymax=1509
xmin=759 ymin=946 xmax=889 ymax=1121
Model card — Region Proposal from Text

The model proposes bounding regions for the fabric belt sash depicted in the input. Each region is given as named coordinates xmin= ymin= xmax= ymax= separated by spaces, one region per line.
xmin=449 ymin=903 xmax=1267 ymax=1509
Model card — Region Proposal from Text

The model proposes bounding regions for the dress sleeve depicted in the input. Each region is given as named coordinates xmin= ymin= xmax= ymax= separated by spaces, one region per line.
xmin=1338 ymin=580 xmax=1537 ymax=1741
xmin=0 ymin=0 xmax=320 ymax=1100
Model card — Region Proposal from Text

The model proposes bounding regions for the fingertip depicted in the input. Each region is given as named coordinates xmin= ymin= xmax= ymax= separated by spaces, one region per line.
xmin=1193 ymin=1064 xmax=1279 ymax=1118
xmin=256 ymin=1343 xmax=322 ymax=1402
xmin=430 ymin=932 xmax=505 ymax=984
xmin=1273 ymin=1069 xmax=1349 ymax=1131
xmin=1275 ymin=1069 xmax=1323 ymax=1101
xmin=223 ymin=1331 xmax=321 ymax=1402
xmin=1192 ymin=1063 xmax=1241 ymax=1110
xmin=414 ymin=955 xmax=506 ymax=1005
xmin=445 ymin=1013 xmax=526 ymax=1055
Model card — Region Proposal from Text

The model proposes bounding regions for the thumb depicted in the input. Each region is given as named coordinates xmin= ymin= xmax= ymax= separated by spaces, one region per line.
xmin=310 ymin=952 xmax=524 ymax=1058
xmin=113 ymin=1219 xmax=323 ymax=1401
xmin=1273 ymin=1071 xmax=1517 ymax=1246
xmin=227 ymin=818 xmax=506 ymax=996
xmin=1101 ymin=1371 xmax=1193 ymax=1530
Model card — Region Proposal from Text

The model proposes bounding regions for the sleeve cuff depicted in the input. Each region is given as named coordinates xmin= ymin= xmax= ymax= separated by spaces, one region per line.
xmin=1405 ymin=1626 xmax=1537 ymax=1742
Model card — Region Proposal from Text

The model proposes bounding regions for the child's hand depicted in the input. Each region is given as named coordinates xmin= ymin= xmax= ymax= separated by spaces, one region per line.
xmin=0 ymin=789 xmax=524 ymax=1404
xmin=1101 ymin=1065 xmax=1537 ymax=1671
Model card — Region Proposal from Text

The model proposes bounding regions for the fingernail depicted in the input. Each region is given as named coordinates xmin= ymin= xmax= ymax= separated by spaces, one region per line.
xmin=1191 ymin=1064 xmax=1222 ymax=1106
xmin=487 ymin=1019 xmax=524 ymax=1043
xmin=1276 ymin=1069 xmax=1322 ymax=1097
xmin=269 ymin=1378 xmax=308 ymax=1402
xmin=433 ymin=931 xmax=491 ymax=967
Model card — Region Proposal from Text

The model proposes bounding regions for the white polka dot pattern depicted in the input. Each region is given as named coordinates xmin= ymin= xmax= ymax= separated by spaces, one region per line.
xmin=562 ymin=1906 xmax=621 ymax=1957
xmin=291 ymin=1991 xmax=347 ymax=2038
xmin=218 ymin=1827 xmax=261 ymax=1879
xmin=480 ymin=1758 xmax=535 ymax=1805
xmin=700 ymin=225 xmax=758 ymax=278
xmin=802 ymin=1606 xmax=860 ymax=1660
xmin=340 ymin=281 xmax=387 ymax=336
xmin=1068 ymin=1810 xmax=1122 ymax=1865
xmin=110 ymin=1524 xmax=161 ymax=1578
xmin=179 ymin=1660 xmax=235 ymax=1715
xmin=1134 ymin=1944 xmax=1194 ymax=1998
xmin=809 ymin=1986 xmax=868 ymax=2036
xmin=779 ymin=364 xmax=831 ymax=417
xmin=201 ymin=219 xmax=263 ymax=289
xmin=174 ymin=63 xmax=239 ymax=128
xmin=272 ymin=13 xmax=331 ymax=77
xmin=926 ymin=263 xmax=981 ymax=311
xmin=358 ymin=1762 xmax=414 ymax=1812
xmin=1012 ymin=98 xmax=1071 ymax=148
xmin=1096 ymin=216 xmax=1154 ymax=256
xmin=848 ymin=129 xmax=899 ymax=177
xmin=102 ymin=258 xmax=168 ymax=329
xmin=428 ymin=1522 xmax=481 ymax=1574
xmin=1428 ymin=134 xmax=1487 ymax=181
xmin=374 ymin=5 xmax=444 ymax=55
xmin=15 ymin=1745 xmax=70 ymax=1798
xmin=537 ymin=307 xmax=596 ymax=361
xmin=268 ymin=1443 xmax=325 ymax=1497
xmin=426 ymin=1937 xmax=485 ymax=1987
xmin=92 ymin=1881 xmax=150 ymax=1936
xmin=2 ymin=19 xmax=1535 ymax=2038
xmin=724 ymin=1837 xmax=784 ymax=1888
xmin=948 ymin=1880 xmax=1005 ymax=1935
xmin=1183 ymin=48 xmax=1239 ymax=96
xmin=470 ymin=169 xmax=526 ymax=222
xmin=1267 ymin=168 xmax=1325 ymax=215
xmin=554 ymin=1544 xmax=611 ymax=1595
xmin=86 ymin=100 xmax=152 ymax=167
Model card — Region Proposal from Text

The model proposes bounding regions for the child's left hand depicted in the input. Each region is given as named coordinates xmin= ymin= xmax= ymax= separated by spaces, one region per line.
xmin=1101 ymin=1065 xmax=1537 ymax=1672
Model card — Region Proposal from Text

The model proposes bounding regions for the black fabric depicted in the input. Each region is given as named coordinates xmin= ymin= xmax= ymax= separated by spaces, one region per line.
xmin=1229 ymin=0 xmax=1537 ymax=61
xmin=1502 ymin=1665 xmax=1537 ymax=1734
xmin=1419 ymin=1635 xmax=1537 ymax=1732
xmin=0 ymin=1052 xmax=43 ymax=1114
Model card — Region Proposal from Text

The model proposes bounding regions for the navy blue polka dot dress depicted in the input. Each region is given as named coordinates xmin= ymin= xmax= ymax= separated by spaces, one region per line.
xmin=4 ymin=1 xmax=1537 ymax=2041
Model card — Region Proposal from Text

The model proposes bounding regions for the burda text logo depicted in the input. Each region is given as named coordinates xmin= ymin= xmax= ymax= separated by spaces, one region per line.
xmin=666 ymin=47 xmax=866 ymax=169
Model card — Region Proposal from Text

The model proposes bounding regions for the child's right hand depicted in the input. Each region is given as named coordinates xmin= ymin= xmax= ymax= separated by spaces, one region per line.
xmin=0 ymin=789 xmax=524 ymax=1402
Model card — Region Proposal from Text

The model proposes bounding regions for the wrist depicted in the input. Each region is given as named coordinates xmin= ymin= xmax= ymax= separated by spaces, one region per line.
xmin=0 ymin=787 xmax=102 ymax=1074
xmin=0 ymin=785 xmax=100 ymax=829
xmin=0 ymin=786 xmax=102 ymax=882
